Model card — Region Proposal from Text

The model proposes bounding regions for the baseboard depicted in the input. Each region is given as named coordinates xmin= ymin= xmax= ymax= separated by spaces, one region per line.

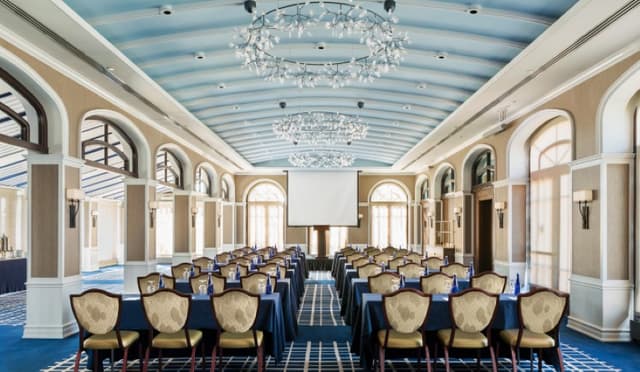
xmin=23 ymin=320 xmax=77 ymax=339
xmin=567 ymin=316 xmax=631 ymax=342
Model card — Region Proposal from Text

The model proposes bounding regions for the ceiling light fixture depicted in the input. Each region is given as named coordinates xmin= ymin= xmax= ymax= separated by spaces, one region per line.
xmin=384 ymin=0 xmax=396 ymax=14
xmin=466 ymin=5 xmax=482 ymax=15
xmin=289 ymin=151 xmax=355 ymax=168
xmin=194 ymin=51 xmax=206 ymax=60
xmin=434 ymin=52 xmax=448 ymax=60
xmin=244 ymin=0 xmax=256 ymax=14
xmin=159 ymin=5 xmax=173 ymax=16
xmin=273 ymin=111 xmax=368 ymax=146
xmin=232 ymin=1 xmax=409 ymax=88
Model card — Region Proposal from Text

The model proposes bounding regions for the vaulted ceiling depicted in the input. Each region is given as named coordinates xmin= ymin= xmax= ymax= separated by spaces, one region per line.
xmin=61 ymin=0 xmax=578 ymax=168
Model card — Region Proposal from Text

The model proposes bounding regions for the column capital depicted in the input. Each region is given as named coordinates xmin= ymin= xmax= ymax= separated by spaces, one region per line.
xmin=174 ymin=190 xmax=200 ymax=197
xmin=123 ymin=178 xmax=157 ymax=187
xmin=492 ymin=178 xmax=528 ymax=188
xmin=26 ymin=154 xmax=84 ymax=168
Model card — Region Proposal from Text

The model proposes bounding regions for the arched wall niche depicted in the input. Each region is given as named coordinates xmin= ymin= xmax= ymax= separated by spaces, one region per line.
xmin=461 ymin=144 xmax=496 ymax=193
xmin=194 ymin=161 xmax=218 ymax=196
xmin=155 ymin=143 xmax=193 ymax=190
xmin=432 ymin=162 xmax=456 ymax=199
xmin=221 ymin=173 xmax=236 ymax=202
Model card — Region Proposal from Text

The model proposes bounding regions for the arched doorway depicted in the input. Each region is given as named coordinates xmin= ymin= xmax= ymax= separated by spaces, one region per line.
xmin=246 ymin=182 xmax=285 ymax=248
xmin=154 ymin=147 xmax=184 ymax=259
xmin=369 ymin=182 xmax=408 ymax=248
xmin=432 ymin=164 xmax=456 ymax=261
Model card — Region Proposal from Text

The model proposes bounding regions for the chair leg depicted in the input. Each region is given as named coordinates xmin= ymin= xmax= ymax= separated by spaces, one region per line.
xmin=538 ymin=348 xmax=543 ymax=371
xmin=201 ymin=342 xmax=206 ymax=372
xmin=189 ymin=346 xmax=197 ymax=372
xmin=142 ymin=347 xmax=150 ymax=372
xmin=476 ymin=349 xmax=481 ymax=370
xmin=158 ymin=349 xmax=163 ymax=372
xmin=510 ymin=346 xmax=518 ymax=372
xmin=209 ymin=346 xmax=217 ymax=372
xmin=489 ymin=346 xmax=497 ymax=372
xmin=257 ymin=344 xmax=264 ymax=372
xmin=557 ymin=346 xmax=565 ymax=372
xmin=122 ymin=347 xmax=129 ymax=372
xmin=378 ymin=345 xmax=385 ymax=372
xmin=424 ymin=345 xmax=432 ymax=372
xmin=443 ymin=346 xmax=450 ymax=372
xmin=93 ymin=350 xmax=99 ymax=372
xmin=73 ymin=350 xmax=82 ymax=372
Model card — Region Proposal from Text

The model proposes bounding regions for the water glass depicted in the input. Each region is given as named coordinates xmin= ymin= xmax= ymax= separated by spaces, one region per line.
xmin=508 ymin=280 xmax=515 ymax=294
xmin=198 ymin=280 xmax=207 ymax=295
xmin=183 ymin=269 xmax=190 ymax=280
xmin=146 ymin=280 xmax=156 ymax=293
xmin=228 ymin=270 xmax=236 ymax=280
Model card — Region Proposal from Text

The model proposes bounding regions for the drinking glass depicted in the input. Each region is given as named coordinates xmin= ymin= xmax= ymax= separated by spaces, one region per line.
xmin=146 ymin=280 xmax=155 ymax=293
xmin=228 ymin=270 xmax=235 ymax=280
xmin=198 ymin=280 xmax=207 ymax=295
xmin=183 ymin=268 xmax=190 ymax=280
xmin=508 ymin=280 xmax=515 ymax=294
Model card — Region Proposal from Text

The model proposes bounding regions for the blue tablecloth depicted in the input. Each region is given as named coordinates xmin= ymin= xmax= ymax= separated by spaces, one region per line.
xmin=352 ymin=293 xmax=519 ymax=370
xmin=331 ymin=253 xmax=344 ymax=278
xmin=334 ymin=258 xmax=348 ymax=294
xmin=0 ymin=258 xmax=26 ymax=294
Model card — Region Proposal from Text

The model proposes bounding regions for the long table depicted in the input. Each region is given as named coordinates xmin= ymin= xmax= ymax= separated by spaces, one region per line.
xmin=0 ymin=257 xmax=26 ymax=294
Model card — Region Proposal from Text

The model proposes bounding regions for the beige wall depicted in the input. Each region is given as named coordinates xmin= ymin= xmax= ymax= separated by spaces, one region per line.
xmin=607 ymin=164 xmax=629 ymax=280
xmin=30 ymin=164 xmax=58 ymax=277
xmin=173 ymin=194 xmax=190 ymax=252
xmin=204 ymin=201 xmax=216 ymax=248
xmin=572 ymin=166 xmax=601 ymax=278
xmin=125 ymin=185 xmax=146 ymax=261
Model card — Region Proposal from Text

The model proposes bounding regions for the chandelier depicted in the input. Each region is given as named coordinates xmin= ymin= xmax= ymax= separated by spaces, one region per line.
xmin=232 ymin=1 xmax=409 ymax=88
xmin=289 ymin=151 xmax=355 ymax=168
xmin=273 ymin=111 xmax=368 ymax=145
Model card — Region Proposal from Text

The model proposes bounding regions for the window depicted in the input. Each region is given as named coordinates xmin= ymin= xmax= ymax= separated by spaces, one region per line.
xmin=221 ymin=179 xmax=230 ymax=201
xmin=309 ymin=226 xmax=347 ymax=257
xmin=156 ymin=149 xmax=182 ymax=188
xmin=0 ymin=67 xmax=47 ymax=152
xmin=195 ymin=166 xmax=212 ymax=196
xmin=420 ymin=178 xmax=429 ymax=200
xmin=156 ymin=201 xmax=174 ymax=257
xmin=370 ymin=183 xmax=408 ymax=248
xmin=81 ymin=117 xmax=138 ymax=177
xmin=440 ymin=167 xmax=455 ymax=194
xmin=471 ymin=150 xmax=494 ymax=187
xmin=247 ymin=183 xmax=284 ymax=248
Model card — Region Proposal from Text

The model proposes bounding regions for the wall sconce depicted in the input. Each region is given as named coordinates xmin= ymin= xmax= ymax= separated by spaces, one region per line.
xmin=91 ymin=210 xmax=99 ymax=228
xmin=149 ymin=201 xmax=159 ymax=228
xmin=191 ymin=206 xmax=199 ymax=228
xmin=66 ymin=189 xmax=84 ymax=229
xmin=573 ymin=190 xmax=593 ymax=229
xmin=453 ymin=207 xmax=462 ymax=228
xmin=494 ymin=202 xmax=506 ymax=229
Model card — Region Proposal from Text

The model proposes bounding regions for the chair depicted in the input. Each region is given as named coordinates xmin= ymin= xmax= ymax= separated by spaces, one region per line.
xmin=422 ymin=257 xmax=443 ymax=271
xmin=437 ymin=288 xmax=499 ymax=372
xmin=232 ymin=248 xmax=245 ymax=257
xmin=258 ymin=263 xmax=286 ymax=279
xmin=358 ymin=263 xmax=383 ymax=279
xmin=274 ymin=252 xmax=291 ymax=260
xmin=137 ymin=273 xmax=175 ymax=294
xmin=242 ymin=247 xmax=254 ymax=254
xmin=405 ymin=252 xmax=422 ymax=264
xmin=230 ymin=257 xmax=252 ymax=266
xmin=396 ymin=249 xmax=409 ymax=257
xmin=189 ymin=273 xmax=226 ymax=294
xmin=352 ymin=257 xmax=370 ymax=269
xmin=373 ymin=253 xmax=392 ymax=266
xmin=368 ymin=272 xmax=401 ymax=294
xmin=172 ymin=263 xmax=201 ymax=279
xmin=141 ymin=289 xmax=203 ymax=372
xmin=219 ymin=264 xmax=249 ymax=279
xmin=365 ymin=247 xmax=381 ymax=256
xmin=440 ymin=263 xmax=469 ymax=278
xmin=499 ymin=288 xmax=569 ymax=372
xmin=388 ymin=257 xmax=405 ymax=270
xmin=378 ymin=289 xmax=432 ymax=372
xmin=346 ymin=253 xmax=365 ymax=264
xmin=211 ymin=289 xmax=264 ymax=372
xmin=471 ymin=271 xmax=507 ymax=295
xmin=266 ymin=257 xmax=286 ymax=266
xmin=382 ymin=246 xmax=397 ymax=255
xmin=70 ymin=289 xmax=140 ymax=372
xmin=193 ymin=256 xmax=213 ymax=270
xmin=398 ymin=263 xmax=425 ymax=279
xmin=241 ymin=272 xmax=277 ymax=295
xmin=420 ymin=273 xmax=454 ymax=294
xmin=216 ymin=252 xmax=232 ymax=264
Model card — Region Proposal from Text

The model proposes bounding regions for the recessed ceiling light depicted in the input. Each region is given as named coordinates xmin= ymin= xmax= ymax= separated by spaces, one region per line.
xmin=417 ymin=83 xmax=427 ymax=90
xmin=314 ymin=42 xmax=327 ymax=51
xmin=402 ymin=104 xmax=412 ymax=111
xmin=106 ymin=66 xmax=116 ymax=72
xmin=434 ymin=52 xmax=448 ymax=60
xmin=232 ymin=105 xmax=240 ymax=111
xmin=466 ymin=5 xmax=481 ymax=15
xmin=159 ymin=5 xmax=173 ymax=16
xmin=393 ymin=121 xmax=400 ymax=127
xmin=217 ymin=83 xmax=226 ymax=89
xmin=194 ymin=51 xmax=206 ymax=60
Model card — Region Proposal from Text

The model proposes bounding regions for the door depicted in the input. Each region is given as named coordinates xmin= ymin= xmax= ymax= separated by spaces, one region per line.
xmin=477 ymin=199 xmax=493 ymax=272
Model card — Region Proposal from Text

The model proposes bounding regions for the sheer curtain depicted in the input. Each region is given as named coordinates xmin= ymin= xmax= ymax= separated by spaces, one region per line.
xmin=370 ymin=183 xmax=408 ymax=248
xmin=156 ymin=202 xmax=174 ymax=257
xmin=247 ymin=183 xmax=284 ymax=248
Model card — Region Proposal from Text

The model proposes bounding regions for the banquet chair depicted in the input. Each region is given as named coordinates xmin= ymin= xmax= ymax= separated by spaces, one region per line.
xmin=347 ymin=253 xmax=366 ymax=264
xmin=341 ymin=247 xmax=355 ymax=255
xmin=396 ymin=249 xmax=409 ymax=257
xmin=422 ymin=257 xmax=443 ymax=271
xmin=378 ymin=289 xmax=432 ymax=372
xmin=245 ymin=253 xmax=259 ymax=261
xmin=352 ymin=256 xmax=370 ymax=269
xmin=137 ymin=273 xmax=175 ymax=294
xmin=368 ymin=272 xmax=401 ymax=294
xmin=471 ymin=271 xmax=507 ymax=295
xmin=241 ymin=272 xmax=277 ymax=295
xmin=189 ymin=273 xmax=226 ymax=294
xmin=398 ymin=263 xmax=425 ymax=279
xmin=192 ymin=257 xmax=213 ymax=270
xmin=172 ymin=263 xmax=201 ymax=279
xmin=216 ymin=252 xmax=232 ymax=264
xmin=499 ymin=288 xmax=569 ymax=372
xmin=232 ymin=248 xmax=245 ymax=257
xmin=70 ymin=289 xmax=140 ymax=372
xmin=358 ymin=263 xmax=383 ymax=279
xmin=258 ymin=263 xmax=286 ymax=279
xmin=388 ymin=257 xmax=405 ymax=270
xmin=219 ymin=263 xmax=249 ymax=279
xmin=365 ymin=247 xmax=381 ymax=256
xmin=405 ymin=252 xmax=422 ymax=264
xmin=242 ymin=247 xmax=254 ymax=254
xmin=211 ymin=289 xmax=264 ymax=372
xmin=420 ymin=273 xmax=454 ymax=294
xmin=440 ymin=263 xmax=469 ymax=278
xmin=266 ymin=257 xmax=287 ymax=266
xmin=274 ymin=252 xmax=291 ymax=260
xmin=141 ymin=289 xmax=203 ymax=372
xmin=373 ymin=252 xmax=392 ymax=266
xmin=437 ymin=288 xmax=499 ymax=372
xmin=382 ymin=246 xmax=397 ymax=255
xmin=230 ymin=257 xmax=252 ymax=266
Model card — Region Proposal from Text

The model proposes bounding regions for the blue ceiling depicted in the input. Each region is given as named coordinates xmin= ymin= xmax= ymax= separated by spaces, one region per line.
xmin=62 ymin=0 xmax=578 ymax=168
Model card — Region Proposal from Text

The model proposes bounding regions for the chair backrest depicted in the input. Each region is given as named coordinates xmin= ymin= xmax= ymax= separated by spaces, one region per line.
xmin=352 ymin=257 xmax=370 ymax=269
xmin=241 ymin=272 xmax=276 ymax=295
xmin=471 ymin=271 xmax=507 ymax=294
xmin=258 ymin=263 xmax=286 ymax=279
xmin=358 ymin=263 xmax=383 ymax=279
xmin=212 ymin=289 xmax=260 ymax=333
xmin=242 ymin=247 xmax=254 ymax=254
xmin=346 ymin=253 xmax=365 ymax=264
xmin=382 ymin=246 xmax=396 ymax=255
xmin=383 ymin=289 xmax=431 ymax=333
xmin=142 ymin=289 xmax=191 ymax=334
xmin=373 ymin=252 xmax=392 ymax=265
xmin=420 ymin=272 xmax=453 ymax=294
xmin=274 ymin=252 xmax=291 ymax=260
xmin=398 ymin=263 xmax=424 ymax=279
xmin=232 ymin=248 xmax=245 ymax=257
xmin=230 ymin=257 xmax=252 ymax=266
xmin=192 ymin=256 xmax=213 ymax=270
xmin=216 ymin=252 xmax=232 ymax=264
xmin=70 ymin=289 xmax=120 ymax=335
xmin=388 ymin=257 xmax=405 ymax=270
xmin=341 ymin=247 xmax=355 ymax=255
xmin=519 ymin=289 xmax=568 ymax=334
xmin=365 ymin=247 xmax=381 ymax=256
xmin=405 ymin=253 xmax=422 ymax=264
xmin=422 ymin=257 xmax=443 ymax=270
xmin=266 ymin=257 xmax=286 ymax=266
xmin=137 ymin=273 xmax=175 ymax=294
xmin=396 ymin=249 xmax=409 ymax=257
xmin=440 ymin=263 xmax=469 ymax=278
xmin=368 ymin=272 xmax=401 ymax=294
xmin=171 ymin=263 xmax=201 ymax=278
xmin=189 ymin=273 xmax=226 ymax=294
xmin=220 ymin=264 xmax=248 ymax=278
xmin=449 ymin=288 xmax=499 ymax=333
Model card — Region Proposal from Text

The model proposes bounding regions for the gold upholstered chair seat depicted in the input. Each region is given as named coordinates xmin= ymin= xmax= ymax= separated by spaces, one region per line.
xmin=499 ymin=329 xmax=556 ymax=348
xmin=152 ymin=329 xmax=203 ymax=349
xmin=219 ymin=330 xmax=264 ymax=348
xmin=83 ymin=330 xmax=139 ymax=350
xmin=437 ymin=329 xmax=488 ymax=348
xmin=376 ymin=329 xmax=423 ymax=349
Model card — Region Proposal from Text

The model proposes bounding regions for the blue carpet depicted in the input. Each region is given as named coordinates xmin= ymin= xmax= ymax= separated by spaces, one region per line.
xmin=0 ymin=325 xmax=77 ymax=372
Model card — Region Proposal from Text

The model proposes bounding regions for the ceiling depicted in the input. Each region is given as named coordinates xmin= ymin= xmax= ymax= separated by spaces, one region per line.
xmin=58 ymin=0 xmax=578 ymax=168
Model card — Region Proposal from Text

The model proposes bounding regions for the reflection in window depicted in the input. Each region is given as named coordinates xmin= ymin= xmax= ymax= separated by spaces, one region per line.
xmin=221 ymin=179 xmax=230 ymax=201
xmin=156 ymin=149 xmax=182 ymax=188
xmin=440 ymin=167 xmax=455 ymax=194
xmin=247 ymin=183 xmax=284 ymax=248
xmin=81 ymin=117 xmax=137 ymax=177
xmin=195 ymin=166 xmax=212 ymax=196
xmin=471 ymin=150 xmax=494 ymax=187
xmin=370 ymin=183 xmax=408 ymax=248
xmin=420 ymin=178 xmax=429 ymax=200
xmin=156 ymin=201 xmax=174 ymax=258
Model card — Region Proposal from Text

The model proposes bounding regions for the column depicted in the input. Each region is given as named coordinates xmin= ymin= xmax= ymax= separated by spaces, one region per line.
xmin=80 ymin=198 xmax=99 ymax=272
xmin=122 ymin=178 xmax=156 ymax=293
xmin=172 ymin=190 xmax=197 ymax=264
xmin=221 ymin=201 xmax=235 ymax=251
xmin=23 ymin=154 xmax=83 ymax=338
xmin=235 ymin=202 xmax=245 ymax=248
xmin=491 ymin=179 xmax=527 ymax=281
xmin=203 ymin=198 xmax=218 ymax=257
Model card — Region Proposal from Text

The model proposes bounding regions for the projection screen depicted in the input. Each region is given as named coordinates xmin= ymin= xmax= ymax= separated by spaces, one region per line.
xmin=287 ymin=170 xmax=359 ymax=226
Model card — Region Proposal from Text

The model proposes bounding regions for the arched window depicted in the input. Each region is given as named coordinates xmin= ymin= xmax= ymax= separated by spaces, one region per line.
xmin=156 ymin=149 xmax=182 ymax=189
xmin=221 ymin=179 xmax=230 ymax=201
xmin=370 ymin=182 xmax=408 ymax=248
xmin=81 ymin=116 xmax=138 ymax=177
xmin=441 ymin=167 xmax=455 ymax=194
xmin=0 ymin=67 xmax=47 ymax=152
xmin=471 ymin=150 xmax=494 ymax=187
xmin=420 ymin=178 xmax=430 ymax=201
xmin=194 ymin=166 xmax=212 ymax=196
xmin=247 ymin=182 xmax=284 ymax=248
xmin=529 ymin=117 xmax=572 ymax=292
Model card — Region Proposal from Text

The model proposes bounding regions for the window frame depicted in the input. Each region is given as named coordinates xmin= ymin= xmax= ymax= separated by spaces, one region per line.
xmin=81 ymin=117 xmax=138 ymax=178
xmin=440 ymin=167 xmax=455 ymax=195
xmin=471 ymin=150 xmax=495 ymax=188
xmin=194 ymin=166 xmax=212 ymax=196
xmin=156 ymin=149 xmax=183 ymax=189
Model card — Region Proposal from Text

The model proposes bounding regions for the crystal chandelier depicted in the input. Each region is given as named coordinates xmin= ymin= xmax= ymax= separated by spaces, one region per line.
xmin=232 ymin=1 xmax=409 ymax=88
xmin=273 ymin=111 xmax=368 ymax=145
xmin=289 ymin=151 xmax=355 ymax=168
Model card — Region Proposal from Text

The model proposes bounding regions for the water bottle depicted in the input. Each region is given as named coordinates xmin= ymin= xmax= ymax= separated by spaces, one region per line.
xmin=400 ymin=274 xmax=405 ymax=289
xmin=468 ymin=262 xmax=474 ymax=280
xmin=451 ymin=274 xmax=459 ymax=293
xmin=213 ymin=257 xmax=219 ymax=271
xmin=207 ymin=272 xmax=213 ymax=295
xmin=265 ymin=276 xmax=272 ymax=294
xmin=369 ymin=256 xmax=373 ymax=263
xmin=190 ymin=264 xmax=195 ymax=277
xmin=403 ymin=256 xmax=406 ymax=265
xmin=424 ymin=266 xmax=429 ymax=276
xmin=235 ymin=263 xmax=241 ymax=280
xmin=381 ymin=262 xmax=386 ymax=271
xmin=276 ymin=263 xmax=281 ymax=279
xmin=514 ymin=273 xmax=521 ymax=295
xmin=158 ymin=275 xmax=165 ymax=289
xmin=443 ymin=256 xmax=449 ymax=266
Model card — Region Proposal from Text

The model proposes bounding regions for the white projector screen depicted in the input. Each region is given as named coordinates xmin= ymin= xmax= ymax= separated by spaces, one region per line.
xmin=287 ymin=170 xmax=359 ymax=226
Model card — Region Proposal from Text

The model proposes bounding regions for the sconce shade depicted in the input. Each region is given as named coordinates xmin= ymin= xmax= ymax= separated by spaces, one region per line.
xmin=66 ymin=188 xmax=84 ymax=201
xmin=494 ymin=201 xmax=506 ymax=210
xmin=573 ymin=190 xmax=593 ymax=202
xmin=149 ymin=201 xmax=159 ymax=209
xmin=453 ymin=207 xmax=462 ymax=215
xmin=191 ymin=207 xmax=199 ymax=214
xmin=91 ymin=210 xmax=99 ymax=217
